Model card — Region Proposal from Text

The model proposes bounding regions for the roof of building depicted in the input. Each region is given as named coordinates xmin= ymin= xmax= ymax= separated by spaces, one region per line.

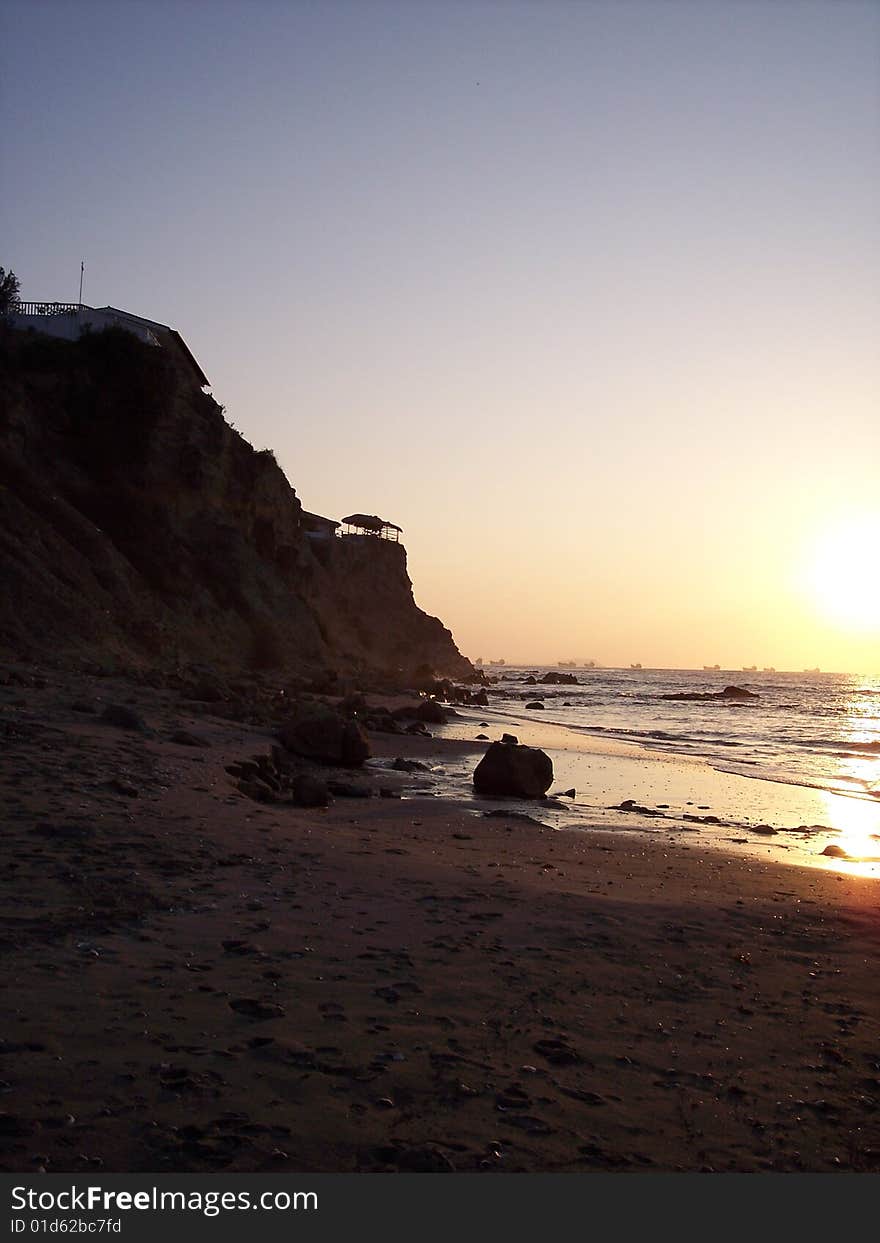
xmin=97 ymin=307 xmax=210 ymax=388
xmin=302 ymin=511 xmax=340 ymax=530
xmin=341 ymin=513 xmax=403 ymax=534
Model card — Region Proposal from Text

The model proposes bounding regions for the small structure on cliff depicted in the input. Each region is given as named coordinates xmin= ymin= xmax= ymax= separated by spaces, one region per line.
xmin=302 ymin=512 xmax=340 ymax=541
xmin=9 ymin=301 xmax=210 ymax=388
xmin=341 ymin=513 xmax=403 ymax=542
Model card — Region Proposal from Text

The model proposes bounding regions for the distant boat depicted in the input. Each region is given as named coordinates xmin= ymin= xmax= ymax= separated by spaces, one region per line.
xmin=804 ymin=666 xmax=821 ymax=674
xmin=763 ymin=666 xmax=776 ymax=673
xmin=630 ymin=663 xmax=642 ymax=669
xmin=558 ymin=660 xmax=578 ymax=668
xmin=703 ymin=664 xmax=721 ymax=671
xmin=742 ymin=665 xmax=757 ymax=672
xmin=582 ymin=661 xmax=597 ymax=669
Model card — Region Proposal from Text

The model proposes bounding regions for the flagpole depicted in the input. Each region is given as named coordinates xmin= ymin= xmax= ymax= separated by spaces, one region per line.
xmin=78 ymin=261 xmax=84 ymax=309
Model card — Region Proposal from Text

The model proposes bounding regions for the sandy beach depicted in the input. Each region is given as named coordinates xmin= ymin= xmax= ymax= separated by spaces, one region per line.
xmin=2 ymin=665 xmax=879 ymax=1174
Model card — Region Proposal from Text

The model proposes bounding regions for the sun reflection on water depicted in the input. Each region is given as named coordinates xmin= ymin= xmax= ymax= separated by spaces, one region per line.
xmin=811 ymin=683 xmax=880 ymax=875
xmin=815 ymin=789 xmax=880 ymax=877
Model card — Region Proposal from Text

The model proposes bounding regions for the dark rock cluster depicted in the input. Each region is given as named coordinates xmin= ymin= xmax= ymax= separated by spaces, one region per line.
xmin=661 ymin=686 xmax=759 ymax=702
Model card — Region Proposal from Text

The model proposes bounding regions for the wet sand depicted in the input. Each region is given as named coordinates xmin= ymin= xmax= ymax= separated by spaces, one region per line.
xmin=1 ymin=668 xmax=879 ymax=1173
xmin=432 ymin=707 xmax=880 ymax=876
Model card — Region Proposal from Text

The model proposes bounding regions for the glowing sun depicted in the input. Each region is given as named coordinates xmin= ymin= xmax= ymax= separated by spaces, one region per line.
xmin=804 ymin=514 xmax=880 ymax=631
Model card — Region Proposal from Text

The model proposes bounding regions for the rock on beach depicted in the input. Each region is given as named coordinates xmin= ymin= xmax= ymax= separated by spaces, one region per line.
xmin=473 ymin=741 xmax=553 ymax=799
xmin=279 ymin=707 xmax=370 ymax=767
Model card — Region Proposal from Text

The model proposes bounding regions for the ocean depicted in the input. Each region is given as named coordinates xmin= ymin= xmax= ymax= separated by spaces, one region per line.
xmin=429 ymin=666 xmax=880 ymax=874
xmin=486 ymin=666 xmax=880 ymax=802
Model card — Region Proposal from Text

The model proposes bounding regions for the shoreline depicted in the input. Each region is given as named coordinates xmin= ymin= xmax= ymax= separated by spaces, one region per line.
xmin=476 ymin=668 xmax=880 ymax=812
xmin=2 ymin=666 xmax=880 ymax=1172
xmin=425 ymin=705 xmax=880 ymax=878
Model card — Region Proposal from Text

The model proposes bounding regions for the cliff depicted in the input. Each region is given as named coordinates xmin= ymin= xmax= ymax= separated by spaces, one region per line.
xmin=0 ymin=324 xmax=472 ymax=683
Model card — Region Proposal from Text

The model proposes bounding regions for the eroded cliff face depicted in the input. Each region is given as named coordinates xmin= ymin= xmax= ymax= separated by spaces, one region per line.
xmin=304 ymin=534 xmax=470 ymax=680
xmin=0 ymin=325 xmax=471 ymax=682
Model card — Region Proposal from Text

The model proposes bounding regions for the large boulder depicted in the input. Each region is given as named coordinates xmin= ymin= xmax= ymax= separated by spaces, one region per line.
xmin=279 ymin=707 xmax=371 ymax=767
xmin=414 ymin=698 xmax=449 ymax=724
xmin=473 ymin=742 xmax=553 ymax=799
xmin=392 ymin=698 xmax=450 ymax=725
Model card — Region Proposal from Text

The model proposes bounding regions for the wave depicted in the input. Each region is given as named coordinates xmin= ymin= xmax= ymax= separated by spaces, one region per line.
xmin=711 ymin=763 xmax=880 ymax=805
xmin=790 ymin=737 xmax=880 ymax=755
xmin=485 ymin=680 xmax=880 ymax=808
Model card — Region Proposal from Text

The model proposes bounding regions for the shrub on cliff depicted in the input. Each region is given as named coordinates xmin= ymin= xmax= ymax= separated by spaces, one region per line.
xmin=0 ymin=266 xmax=20 ymax=318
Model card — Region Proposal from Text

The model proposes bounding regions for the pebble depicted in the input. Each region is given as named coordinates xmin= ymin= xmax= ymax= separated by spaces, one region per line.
xmin=100 ymin=704 xmax=147 ymax=731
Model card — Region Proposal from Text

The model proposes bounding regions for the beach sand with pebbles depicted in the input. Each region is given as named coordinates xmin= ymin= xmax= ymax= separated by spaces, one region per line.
xmin=1 ymin=666 xmax=879 ymax=1173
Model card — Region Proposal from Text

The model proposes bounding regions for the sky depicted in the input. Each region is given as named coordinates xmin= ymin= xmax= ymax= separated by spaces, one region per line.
xmin=2 ymin=0 xmax=879 ymax=672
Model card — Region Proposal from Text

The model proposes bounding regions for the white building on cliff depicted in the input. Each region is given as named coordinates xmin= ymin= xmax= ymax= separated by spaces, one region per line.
xmin=10 ymin=300 xmax=209 ymax=388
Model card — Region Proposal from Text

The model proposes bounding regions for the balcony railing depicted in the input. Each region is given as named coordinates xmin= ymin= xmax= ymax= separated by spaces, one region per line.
xmin=14 ymin=302 xmax=90 ymax=316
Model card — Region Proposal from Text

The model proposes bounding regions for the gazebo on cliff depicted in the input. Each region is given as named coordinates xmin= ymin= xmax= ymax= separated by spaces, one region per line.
xmin=340 ymin=513 xmax=403 ymax=542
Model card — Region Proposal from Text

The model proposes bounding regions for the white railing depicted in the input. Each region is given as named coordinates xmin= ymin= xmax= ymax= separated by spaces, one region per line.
xmin=14 ymin=301 xmax=89 ymax=316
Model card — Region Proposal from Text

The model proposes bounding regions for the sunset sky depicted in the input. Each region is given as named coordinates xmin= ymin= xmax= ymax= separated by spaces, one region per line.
xmin=3 ymin=0 xmax=878 ymax=672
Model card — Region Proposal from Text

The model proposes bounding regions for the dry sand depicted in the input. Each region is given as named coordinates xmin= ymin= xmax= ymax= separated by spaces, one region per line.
xmin=1 ymin=667 xmax=879 ymax=1173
